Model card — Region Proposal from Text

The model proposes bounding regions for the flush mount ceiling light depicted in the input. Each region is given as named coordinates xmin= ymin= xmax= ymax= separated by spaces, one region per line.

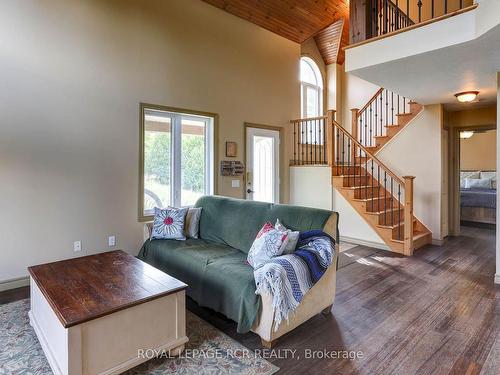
xmin=460 ymin=131 xmax=474 ymax=139
xmin=455 ymin=91 xmax=479 ymax=103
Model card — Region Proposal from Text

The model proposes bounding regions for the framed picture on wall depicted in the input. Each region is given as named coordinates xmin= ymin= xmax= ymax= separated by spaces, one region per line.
xmin=226 ymin=141 xmax=237 ymax=157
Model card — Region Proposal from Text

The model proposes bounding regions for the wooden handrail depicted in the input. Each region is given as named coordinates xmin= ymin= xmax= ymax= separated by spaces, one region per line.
xmin=332 ymin=119 xmax=405 ymax=186
xmin=290 ymin=115 xmax=328 ymax=123
xmin=358 ymin=88 xmax=384 ymax=115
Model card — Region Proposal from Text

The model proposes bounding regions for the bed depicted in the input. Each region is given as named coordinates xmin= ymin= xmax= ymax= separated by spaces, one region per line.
xmin=460 ymin=171 xmax=496 ymax=225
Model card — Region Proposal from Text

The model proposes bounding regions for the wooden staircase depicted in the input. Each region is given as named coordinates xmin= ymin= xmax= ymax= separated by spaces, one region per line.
xmin=351 ymin=88 xmax=423 ymax=155
xmin=290 ymin=106 xmax=432 ymax=255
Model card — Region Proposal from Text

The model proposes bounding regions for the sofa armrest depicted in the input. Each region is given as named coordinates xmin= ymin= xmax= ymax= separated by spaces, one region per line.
xmin=252 ymin=252 xmax=338 ymax=342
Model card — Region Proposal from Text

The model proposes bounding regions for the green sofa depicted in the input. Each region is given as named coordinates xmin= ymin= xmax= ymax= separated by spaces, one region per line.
xmin=138 ymin=195 xmax=339 ymax=344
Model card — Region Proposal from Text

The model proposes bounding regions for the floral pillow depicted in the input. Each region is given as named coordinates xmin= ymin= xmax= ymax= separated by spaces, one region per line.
xmin=275 ymin=219 xmax=300 ymax=254
xmin=247 ymin=222 xmax=289 ymax=269
xmin=151 ymin=207 xmax=189 ymax=240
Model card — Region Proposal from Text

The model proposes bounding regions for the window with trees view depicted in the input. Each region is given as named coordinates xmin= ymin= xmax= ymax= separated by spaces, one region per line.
xmin=139 ymin=104 xmax=215 ymax=220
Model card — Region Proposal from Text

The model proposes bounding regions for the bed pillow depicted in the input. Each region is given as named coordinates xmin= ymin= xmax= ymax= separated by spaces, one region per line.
xmin=464 ymin=178 xmax=492 ymax=190
xmin=480 ymin=172 xmax=497 ymax=189
xmin=275 ymin=219 xmax=300 ymax=254
xmin=151 ymin=207 xmax=189 ymax=240
xmin=460 ymin=171 xmax=480 ymax=188
xmin=185 ymin=207 xmax=202 ymax=239
xmin=247 ymin=222 xmax=288 ymax=269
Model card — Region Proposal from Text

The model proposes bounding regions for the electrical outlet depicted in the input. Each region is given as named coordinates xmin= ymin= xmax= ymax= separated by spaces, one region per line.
xmin=73 ymin=241 xmax=82 ymax=252
xmin=108 ymin=235 xmax=116 ymax=247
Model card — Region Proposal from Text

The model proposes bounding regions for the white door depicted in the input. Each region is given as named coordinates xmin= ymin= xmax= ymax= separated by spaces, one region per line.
xmin=246 ymin=127 xmax=280 ymax=203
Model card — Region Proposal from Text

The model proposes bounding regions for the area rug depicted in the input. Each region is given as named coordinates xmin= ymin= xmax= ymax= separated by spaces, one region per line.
xmin=0 ymin=299 xmax=279 ymax=375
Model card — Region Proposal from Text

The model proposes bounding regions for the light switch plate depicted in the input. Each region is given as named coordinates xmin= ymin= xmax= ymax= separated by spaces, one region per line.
xmin=108 ymin=235 xmax=116 ymax=247
xmin=231 ymin=179 xmax=240 ymax=188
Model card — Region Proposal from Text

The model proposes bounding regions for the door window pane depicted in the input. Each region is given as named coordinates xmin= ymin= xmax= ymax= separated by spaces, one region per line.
xmin=181 ymin=118 xmax=206 ymax=206
xmin=144 ymin=112 xmax=171 ymax=215
xmin=253 ymin=136 xmax=274 ymax=203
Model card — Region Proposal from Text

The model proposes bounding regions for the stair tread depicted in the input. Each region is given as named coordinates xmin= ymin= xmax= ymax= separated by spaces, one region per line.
xmin=365 ymin=208 xmax=403 ymax=215
xmin=396 ymin=112 xmax=413 ymax=116
xmin=384 ymin=124 xmax=400 ymax=128
xmin=374 ymin=135 xmax=389 ymax=139
xmin=340 ymin=185 xmax=379 ymax=190
xmin=376 ymin=218 xmax=417 ymax=229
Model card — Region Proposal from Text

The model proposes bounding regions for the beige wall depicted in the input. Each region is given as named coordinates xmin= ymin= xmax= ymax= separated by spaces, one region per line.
xmin=0 ymin=0 xmax=300 ymax=282
xmin=460 ymin=130 xmax=497 ymax=170
xmin=378 ymin=105 xmax=446 ymax=241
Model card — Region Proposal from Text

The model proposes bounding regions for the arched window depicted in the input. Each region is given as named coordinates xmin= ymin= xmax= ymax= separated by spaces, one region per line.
xmin=300 ymin=57 xmax=323 ymax=118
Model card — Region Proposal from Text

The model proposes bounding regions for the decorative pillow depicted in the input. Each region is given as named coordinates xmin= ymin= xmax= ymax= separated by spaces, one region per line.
xmin=460 ymin=171 xmax=480 ymax=188
xmin=185 ymin=207 xmax=202 ymax=239
xmin=275 ymin=219 xmax=300 ymax=254
xmin=247 ymin=222 xmax=288 ymax=269
xmin=151 ymin=207 xmax=189 ymax=240
xmin=464 ymin=178 xmax=492 ymax=189
xmin=480 ymin=172 xmax=497 ymax=189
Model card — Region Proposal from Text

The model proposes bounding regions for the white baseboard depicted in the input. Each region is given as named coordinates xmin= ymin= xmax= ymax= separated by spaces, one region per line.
xmin=432 ymin=238 xmax=445 ymax=246
xmin=495 ymin=274 xmax=500 ymax=284
xmin=0 ymin=276 xmax=29 ymax=292
xmin=340 ymin=236 xmax=390 ymax=251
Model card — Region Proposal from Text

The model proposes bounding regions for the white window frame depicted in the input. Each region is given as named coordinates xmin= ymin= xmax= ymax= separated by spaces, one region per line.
xmin=300 ymin=57 xmax=323 ymax=118
xmin=139 ymin=104 xmax=216 ymax=221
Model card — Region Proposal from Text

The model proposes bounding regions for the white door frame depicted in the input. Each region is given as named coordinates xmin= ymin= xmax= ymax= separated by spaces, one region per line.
xmin=245 ymin=124 xmax=281 ymax=203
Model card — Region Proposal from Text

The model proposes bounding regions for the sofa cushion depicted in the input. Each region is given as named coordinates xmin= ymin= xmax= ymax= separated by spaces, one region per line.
xmin=195 ymin=195 xmax=333 ymax=253
xmin=138 ymin=238 xmax=238 ymax=300
xmin=137 ymin=238 xmax=261 ymax=333
xmin=201 ymin=252 xmax=261 ymax=333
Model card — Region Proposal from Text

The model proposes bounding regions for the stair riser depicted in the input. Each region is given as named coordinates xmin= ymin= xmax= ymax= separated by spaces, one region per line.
xmin=342 ymin=176 xmax=372 ymax=187
xmin=363 ymin=198 xmax=395 ymax=212
xmin=391 ymin=221 xmax=418 ymax=239
xmin=332 ymin=166 xmax=364 ymax=176
xmin=385 ymin=126 xmax=401 ymax=138
xmin=355 ymin=187 xmax=383 ymax=199
xmin=378 ymin=210 xmax=404 ymax=226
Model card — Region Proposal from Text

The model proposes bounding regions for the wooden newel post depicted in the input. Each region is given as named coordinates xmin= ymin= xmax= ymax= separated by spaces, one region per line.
xmin=326 ymin=110 xmax=336 ymax=166
xmin=403 ymin=176 xmax=415 ymax=256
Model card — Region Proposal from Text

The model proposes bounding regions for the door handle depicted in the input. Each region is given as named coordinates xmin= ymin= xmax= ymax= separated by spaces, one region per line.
xmin=247 ymin=189 xmax=254 ymax=194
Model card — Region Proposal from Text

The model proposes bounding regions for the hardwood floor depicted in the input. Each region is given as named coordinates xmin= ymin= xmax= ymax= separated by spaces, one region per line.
xmin=2 ymin=226 xmax=499 ymax=374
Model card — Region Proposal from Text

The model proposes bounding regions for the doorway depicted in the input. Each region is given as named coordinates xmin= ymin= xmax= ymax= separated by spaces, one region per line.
xmin=458 ymin=128 xmax=497 ymax=228
xmin=245 ymin=125 xmax=280 ymax=203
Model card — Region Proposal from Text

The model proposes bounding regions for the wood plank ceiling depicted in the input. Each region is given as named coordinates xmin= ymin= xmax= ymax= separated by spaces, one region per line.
xmin=202 ymin=0 xmax=349 ymax=64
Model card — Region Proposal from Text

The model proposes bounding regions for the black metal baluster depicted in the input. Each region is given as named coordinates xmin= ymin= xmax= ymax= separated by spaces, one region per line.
xmin=398 ymin=184 xmax=402 ymax=240
xmin=460 ymin=0 xmax=463 ymax=9
xmin=391 ymin=92 xmax=394 ymax=128
xmin=379 ymin=93 xmax=383 ymax=136
xmin=348 ymin=138 xmax=351 ymax=187
xmin=301 ymin=121 xmax=304 ymax=164
xmin=391 ymin=178 xmax=394 ymax=228
xmin=432 ymin=0 xmax=435 ymax=18
xmin=363 ymin=106 xmax=371 ymax=146
xmin=445 ymin=0 xmax=448 ymax=14
xmin=371 ymin=160 xmax=375 ymax=211
xmin=385 ymin=89 xmax=388 ymax=131
xmin=396 ymin=0 xmax=399 ymax=30
xmin=309 ymin=120 xmax=313 ymax=164
xmin=369 ymin=104 xmax=373 ymax=147
xmin=314 ymin=119 xmax=317 ymax=164
xmin=341 ymin=132 xmax=345 ymax=176
xmin=374 ymin=99 xmax=377 ymax=144
xmin=384 ymin=171 xmax=387 ymax=225
xmin=418 ymin=0 xmax=422 ymax=22
xmin=407 ymin=0 xmax=410 ymax=23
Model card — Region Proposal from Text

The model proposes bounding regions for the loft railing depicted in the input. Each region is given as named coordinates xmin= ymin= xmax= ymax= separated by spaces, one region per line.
xmin=350 ymin=0 xmax=474 ymax=44
xmin=290 ymin=112 xmax=335 ymax=166
xmin=351 ymin=88 xmax=412 ymax=148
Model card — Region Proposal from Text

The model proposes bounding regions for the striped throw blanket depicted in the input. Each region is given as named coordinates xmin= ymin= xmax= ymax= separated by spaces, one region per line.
xmin=254 ymin=230 xmax=335 ymax=330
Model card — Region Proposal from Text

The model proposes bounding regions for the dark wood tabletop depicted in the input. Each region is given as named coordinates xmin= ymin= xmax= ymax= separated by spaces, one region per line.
xmin=28 ymin=250 xmax=187 ymax=328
